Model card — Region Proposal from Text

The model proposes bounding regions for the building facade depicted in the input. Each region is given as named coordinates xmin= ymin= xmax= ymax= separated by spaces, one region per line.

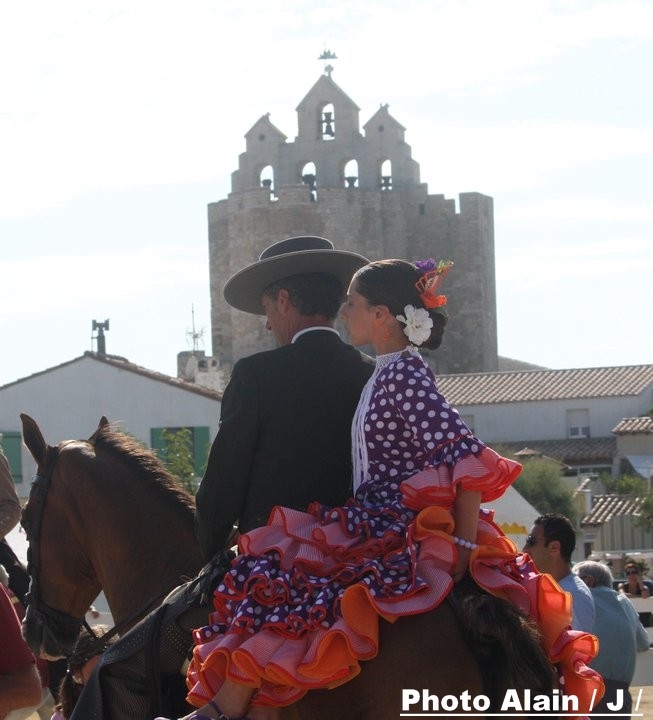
xmin=208 ymin=72 xmax=498 ymax=376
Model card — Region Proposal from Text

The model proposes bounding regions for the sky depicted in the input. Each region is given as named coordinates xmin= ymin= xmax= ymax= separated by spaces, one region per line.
xmin=1 ymin=0 xmax=651 ymax=389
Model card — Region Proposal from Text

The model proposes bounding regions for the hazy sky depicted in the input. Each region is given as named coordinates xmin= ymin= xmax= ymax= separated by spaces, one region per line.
xmin=1 ymin=0 xmax=651 ymax=389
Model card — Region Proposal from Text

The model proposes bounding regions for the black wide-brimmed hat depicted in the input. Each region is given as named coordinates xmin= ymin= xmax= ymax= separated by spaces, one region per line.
xmin=223 ymin=236 xmax=369 ymax=315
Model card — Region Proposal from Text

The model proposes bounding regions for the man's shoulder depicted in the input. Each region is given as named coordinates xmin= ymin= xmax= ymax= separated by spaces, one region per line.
xmin=562 ymin=572 xmax=594 ymax=601
xmin=236 ymin=333 xmax=372 ymax=370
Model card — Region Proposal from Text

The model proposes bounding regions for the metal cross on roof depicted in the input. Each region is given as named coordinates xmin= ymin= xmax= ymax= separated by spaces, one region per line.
xmin=318 ymin=48 xmax=337 ymax=77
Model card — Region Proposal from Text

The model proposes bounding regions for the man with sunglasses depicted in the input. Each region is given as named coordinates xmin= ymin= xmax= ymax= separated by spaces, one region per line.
xmin=523 ymin=513 xmax=595 ymax=632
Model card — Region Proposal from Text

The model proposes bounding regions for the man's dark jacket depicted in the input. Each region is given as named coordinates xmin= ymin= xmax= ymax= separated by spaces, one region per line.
xmin=195 ymin=329 xmax=374 ymax=560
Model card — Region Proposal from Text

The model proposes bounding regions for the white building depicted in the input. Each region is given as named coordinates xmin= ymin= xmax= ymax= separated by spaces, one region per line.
xmin=0 ymin=351 xmax=221 ymax=498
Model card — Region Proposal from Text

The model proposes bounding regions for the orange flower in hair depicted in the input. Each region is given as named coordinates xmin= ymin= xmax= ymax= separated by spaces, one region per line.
xmin=414 ymin=259 xmax=453 ymax=309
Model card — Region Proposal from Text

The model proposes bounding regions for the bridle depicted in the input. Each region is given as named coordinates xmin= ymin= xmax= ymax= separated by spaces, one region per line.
xmin=21 ymin=441 xmax=166 ymax=660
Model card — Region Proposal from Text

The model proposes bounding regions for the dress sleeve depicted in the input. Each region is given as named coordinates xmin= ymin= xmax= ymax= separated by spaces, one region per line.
xmin=387 ymin=358 xmax=520 ymax=503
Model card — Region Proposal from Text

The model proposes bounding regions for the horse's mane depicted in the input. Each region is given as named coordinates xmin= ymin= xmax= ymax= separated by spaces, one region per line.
xmin=88 ymin=424 xmax=197 ymax=516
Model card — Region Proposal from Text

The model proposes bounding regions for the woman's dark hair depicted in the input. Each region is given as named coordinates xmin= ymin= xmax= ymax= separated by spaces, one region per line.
xmin=352 ymin=259 xmax=447 ymax=350
xmin=264 ymin=272 xmax=344 ymax=320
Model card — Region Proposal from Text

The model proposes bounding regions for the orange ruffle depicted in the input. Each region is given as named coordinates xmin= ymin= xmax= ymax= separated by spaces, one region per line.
xmin=186 ymin=450 xmax=602 ymax=712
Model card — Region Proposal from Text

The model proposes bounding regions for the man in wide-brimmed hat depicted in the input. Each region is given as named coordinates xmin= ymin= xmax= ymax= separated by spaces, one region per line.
xmin=196 ymin=235 xmax=374 ymax=560
xmin=71 ymin=236 xmax=374 ymax=720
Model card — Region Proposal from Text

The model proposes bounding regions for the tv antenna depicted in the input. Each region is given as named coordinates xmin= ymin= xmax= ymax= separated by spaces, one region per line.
xmin=186 ymin=305 xmax=205 ymax=353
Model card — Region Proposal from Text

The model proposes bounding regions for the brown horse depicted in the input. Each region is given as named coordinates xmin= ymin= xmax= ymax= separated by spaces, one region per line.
xmin=20 ymin=413 xmax=205 ymax=660
xmin=20 ymin=414 xmax=555 ymax=720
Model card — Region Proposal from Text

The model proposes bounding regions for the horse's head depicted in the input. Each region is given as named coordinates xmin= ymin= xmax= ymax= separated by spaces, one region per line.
xmin=20 ymin=413 xmax=108 ymax=659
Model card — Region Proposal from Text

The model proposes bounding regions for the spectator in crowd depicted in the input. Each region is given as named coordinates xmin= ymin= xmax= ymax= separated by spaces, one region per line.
xmin=619 ymin=562 xmax=653 ymax=599
xmin=523 ymin=513 xmax=595 ymax=632
xmin=575 ymin=560 xmax=650 ymax=715
xmin=0 ymin=583 xmax=43 ymax=720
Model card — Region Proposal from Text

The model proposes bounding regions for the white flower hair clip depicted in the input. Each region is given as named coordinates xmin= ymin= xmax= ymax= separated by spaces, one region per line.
xmin=396 ymin=305 xmax=433 ymax=346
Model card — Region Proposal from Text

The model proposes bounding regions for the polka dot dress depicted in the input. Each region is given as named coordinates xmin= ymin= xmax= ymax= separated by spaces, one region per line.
xmin=185 ymin=348 xmax=577 ymax=709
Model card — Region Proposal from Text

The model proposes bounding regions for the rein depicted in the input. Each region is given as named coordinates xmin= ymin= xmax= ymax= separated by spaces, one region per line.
xmin=21 ymin=444 xmax=168 ymax=660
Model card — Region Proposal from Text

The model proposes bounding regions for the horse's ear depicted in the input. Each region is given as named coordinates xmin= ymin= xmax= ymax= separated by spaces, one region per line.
xmin=88 ymin=416 xmax=110 ymax=442
xmin=20 ymin=413 xmax=47 ymax=467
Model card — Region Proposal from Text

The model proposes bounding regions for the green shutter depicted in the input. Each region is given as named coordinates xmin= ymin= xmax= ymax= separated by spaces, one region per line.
xmin=0 ymin=432 xmax=23 ymax=484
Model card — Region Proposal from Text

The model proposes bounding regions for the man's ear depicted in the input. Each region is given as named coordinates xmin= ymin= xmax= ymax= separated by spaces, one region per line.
xmin=547 ymin=539 xmax=561 ymax=557
xmin=276 ymin=288 xmax=291 ymax=312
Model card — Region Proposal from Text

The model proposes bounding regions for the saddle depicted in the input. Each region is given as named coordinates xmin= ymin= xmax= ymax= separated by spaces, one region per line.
xmin=70 ymin=552 xmax=234 ymax=720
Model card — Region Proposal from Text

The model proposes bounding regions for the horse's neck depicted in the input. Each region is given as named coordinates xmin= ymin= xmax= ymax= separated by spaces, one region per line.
xmin=87 ymin=488 xmax=203 ymax=629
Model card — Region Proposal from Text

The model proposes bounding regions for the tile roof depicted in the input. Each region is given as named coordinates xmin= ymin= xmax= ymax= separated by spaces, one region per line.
xmin=613 ymin=416 xmax=653 ymax=434
xmin=581 ymin=494 xmax=645 ymax=526
xmin=0 ymin=352 xmax=223 ymax=401
xmin=499 ymin=437 xmax=616 ymax=465
xmin=435 ymin=364 xmax=653 ymax=405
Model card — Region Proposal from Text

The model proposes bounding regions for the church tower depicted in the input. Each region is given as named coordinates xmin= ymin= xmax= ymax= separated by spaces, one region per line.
xmin=208 ymin=69 xmax=498 ymax=376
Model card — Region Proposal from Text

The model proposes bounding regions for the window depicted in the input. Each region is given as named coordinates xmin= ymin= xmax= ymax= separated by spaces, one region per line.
xmin=259 ymin=165 xmax=274 ymax=195
xmin=343 ymin=159 xmax=358 ymax=188
xmin=301 ymin=162 xmax=317 ymax=201
xmin=0 ymin=432 xmax=23 ymax=484
xmin=380 ymin=159 xmax=392 ymax=190
xmin=321 ymin=103 xmax=335 ymax=140
xmin=567 ymin=409 xmax=590 ymax=439
xmin=151 ymin=426 xmax=210 ymax=477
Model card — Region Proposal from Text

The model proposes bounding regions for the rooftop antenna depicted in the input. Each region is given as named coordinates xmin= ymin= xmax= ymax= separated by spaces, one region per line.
xmin=186 ymin=305 xmax=205 ymax=353
xmin=92 ymin=319 xmax=110 ymax=356
xmin=319 ymin=48 xmax=337 ymax=78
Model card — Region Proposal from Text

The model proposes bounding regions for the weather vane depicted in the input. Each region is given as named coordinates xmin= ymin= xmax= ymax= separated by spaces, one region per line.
xmin=318 ymin=48 xmax=337 ymax=78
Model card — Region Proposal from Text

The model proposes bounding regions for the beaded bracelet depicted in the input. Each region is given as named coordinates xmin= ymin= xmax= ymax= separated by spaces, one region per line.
xmin=453 ymin=535 xmax=478 ymax=550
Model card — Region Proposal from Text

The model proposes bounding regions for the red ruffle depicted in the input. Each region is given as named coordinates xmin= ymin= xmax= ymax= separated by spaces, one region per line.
xmin=186 ymin=449 xmax=602 ymax=713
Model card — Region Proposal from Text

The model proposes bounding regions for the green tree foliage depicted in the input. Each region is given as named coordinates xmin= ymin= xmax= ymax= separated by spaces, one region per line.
xmin=160 ymin=427 xmax=198 ymax=494
xmin=602 ymin=472 xmax=647 ymax=496
xmin=634 ymin=493 xmax=653 ymax=531
xmin=512 ymin=457 xmax=578 ymax=525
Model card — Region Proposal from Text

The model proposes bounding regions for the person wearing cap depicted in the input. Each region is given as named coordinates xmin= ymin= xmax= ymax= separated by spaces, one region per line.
xmin=195 ymin=235 xmax=374 ymax=561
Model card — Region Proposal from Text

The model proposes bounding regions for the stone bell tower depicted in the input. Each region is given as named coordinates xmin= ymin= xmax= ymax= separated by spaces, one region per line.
xmin=208 ymin=67 xmax=498 ymax=377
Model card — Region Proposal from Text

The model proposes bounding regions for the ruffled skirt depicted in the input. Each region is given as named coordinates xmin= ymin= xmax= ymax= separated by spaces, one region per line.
xmin=187 ymin=450 xmax=603 ymax=713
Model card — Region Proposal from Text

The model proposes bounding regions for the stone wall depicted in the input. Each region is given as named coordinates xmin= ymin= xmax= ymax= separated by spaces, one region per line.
xmin=208 ymin=74 xmax=498 ymax=376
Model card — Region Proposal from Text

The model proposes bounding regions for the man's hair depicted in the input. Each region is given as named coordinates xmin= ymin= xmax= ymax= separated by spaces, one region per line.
xmin=263 ymin=273 xmax=344 ymax=319
xmin=574 ymin=560 xmax=613 ymax=588
xmin=534 ymin=513 xmax=576 ymax=562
